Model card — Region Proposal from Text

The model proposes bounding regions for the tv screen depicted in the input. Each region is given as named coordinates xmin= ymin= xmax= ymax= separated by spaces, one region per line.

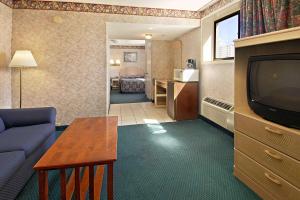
xmin=247 ymin=54 xmax=300 ymax=129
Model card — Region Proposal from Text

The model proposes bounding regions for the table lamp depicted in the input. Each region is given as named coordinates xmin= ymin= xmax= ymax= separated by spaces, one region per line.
xmin=9 ymin=50 xmax=37 ymax=108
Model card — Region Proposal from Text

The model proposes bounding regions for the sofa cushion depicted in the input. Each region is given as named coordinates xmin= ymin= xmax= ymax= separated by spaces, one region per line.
xmin=0 ymin=123 xmax=55 ymax=157
xmin=0 ymin=107 xmax=56 ymax=129
xmin=0 ymin=151 xmax=25 ymax=189
xmin=0 ymin=118 xmax=5 ymax=133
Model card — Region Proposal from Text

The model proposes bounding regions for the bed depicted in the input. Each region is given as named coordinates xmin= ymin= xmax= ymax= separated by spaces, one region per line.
xmin=119 ymin=67 xmax=146 ymax=93
xmin=120 ymin=77 xmax=145 ymax=93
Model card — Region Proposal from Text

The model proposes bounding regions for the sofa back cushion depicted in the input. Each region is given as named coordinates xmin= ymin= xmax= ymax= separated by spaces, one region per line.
xmin=0 ymin=118 xmax=5 ymax=133
xmin=0 ymin=107 xmax=56 ymax=128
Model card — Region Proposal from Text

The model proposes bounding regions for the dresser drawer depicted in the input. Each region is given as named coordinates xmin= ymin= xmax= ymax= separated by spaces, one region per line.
xmin=235 ymin=112 xmax=300 ymax=160
xmin=235 ymin=150 xmax=300 ymax=200
xmin=235 ymin=131 xmax=300 ymax=188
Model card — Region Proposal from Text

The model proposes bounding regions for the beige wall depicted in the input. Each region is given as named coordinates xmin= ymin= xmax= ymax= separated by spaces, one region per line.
xmin=149 ymin=40 xmax=183 ymax=99
xmin=177 ymin=27 xmax=202 ymax=111
xmin=1 ymin=0 xmax=239 ymax=122
xmin=174 ymin=1 xmax=239 ymax=114
xmin=151 ymin=40 xmax=175 ymax=80
xmin=199 ymin=0 xmax=240 ymax=108
xmin=12 ymin=10 xmax=107 ymax=125
xmin=109 ymin=48 xmax=146 ymax=78
xmin=145 ymin=40 xmax=152 ymax=99
xmin=171 ymin=40 xmax=182 ymax=69
xmin=11 ymin=9 xmax=199 ymax=125
xmin=145 ymin=39 xmax=182 ymax=99
xmin=0 ymin=3 xmax=12 ymax=108
xmin=178 ymin=27 xmax=201 ymax=68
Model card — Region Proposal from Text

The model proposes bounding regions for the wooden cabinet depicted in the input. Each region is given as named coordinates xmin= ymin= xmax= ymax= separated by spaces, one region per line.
xmin=234 ymin=28 xmax=300 ymax=200
xmin=234 ymin=113 xmax=300 ymax=200
xmin=167 ymin=81 xmax=198 ymax=120
xmin=235 ymin=149 xmax=300 ymax=200
xmin=235 ymin=112 xmax=300 ymax=161
xmin=235 ymin=130 xmax=300 ymax=189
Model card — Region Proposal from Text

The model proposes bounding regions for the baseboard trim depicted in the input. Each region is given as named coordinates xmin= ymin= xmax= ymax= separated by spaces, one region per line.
xmin=198 ymin=115 xmax=234 ymax=137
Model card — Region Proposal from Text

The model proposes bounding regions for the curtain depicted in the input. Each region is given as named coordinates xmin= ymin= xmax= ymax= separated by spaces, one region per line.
xmin=240 ymin=0 xmax=300 ymax=37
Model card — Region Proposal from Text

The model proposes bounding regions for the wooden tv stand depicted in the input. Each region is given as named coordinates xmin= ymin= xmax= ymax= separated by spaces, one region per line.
xmin=234 ymin=27 xmax=300 ymax=200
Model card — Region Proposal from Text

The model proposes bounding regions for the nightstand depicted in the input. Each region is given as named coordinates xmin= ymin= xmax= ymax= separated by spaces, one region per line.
xmin=111 ymin=77 xmax=120 ymax=89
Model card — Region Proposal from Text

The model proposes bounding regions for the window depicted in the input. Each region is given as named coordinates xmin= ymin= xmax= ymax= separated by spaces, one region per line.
xmin=214 ymin=12 xmax=240 ymax=60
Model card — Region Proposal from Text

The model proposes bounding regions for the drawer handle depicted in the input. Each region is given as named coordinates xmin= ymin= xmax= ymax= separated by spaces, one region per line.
xmin=264 ymin=150 xmax=282 ymax=160
xmin=265 ymin=127 xmax=282 ymax=135
xmin=264 ymin=173 xmax=281 ymax=185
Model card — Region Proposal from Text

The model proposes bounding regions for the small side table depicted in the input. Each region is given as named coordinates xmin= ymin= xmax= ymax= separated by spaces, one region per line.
xmin=154 ymin=80 xmax=167 ymax=107
xmin=111 ymin=77 xmax=120 ymax=89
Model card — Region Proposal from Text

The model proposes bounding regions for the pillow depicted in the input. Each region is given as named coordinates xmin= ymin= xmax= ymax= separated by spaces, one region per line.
xmin=0 ymin=118 xmax=5 ymax=133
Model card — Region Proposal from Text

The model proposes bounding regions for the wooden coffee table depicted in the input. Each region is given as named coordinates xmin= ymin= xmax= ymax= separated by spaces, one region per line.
xmin=34 ymin=117 xmax=118 ymax=200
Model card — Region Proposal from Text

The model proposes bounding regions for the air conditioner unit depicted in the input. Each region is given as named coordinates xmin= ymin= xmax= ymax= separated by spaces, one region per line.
xmin=201 ymin=97 xmax=234 ymax=132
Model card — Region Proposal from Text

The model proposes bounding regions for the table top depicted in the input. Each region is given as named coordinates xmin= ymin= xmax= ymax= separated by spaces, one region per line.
xmin=155 ymin=80 xmax=168 ymax=89
xmin=34 ymin=117 xmax=118 ymax=170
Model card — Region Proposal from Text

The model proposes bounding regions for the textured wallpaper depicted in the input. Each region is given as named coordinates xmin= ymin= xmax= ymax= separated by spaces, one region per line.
xmin=179 ymin=27 xmax=201 ymax=68
xmin=0 ymin=3 xmax=12 ymax=108
xmin=12 ymin=10 xmax=107 ymax=124
xmin=149 ymin=40 xmax=183 ymax=98
xmin=171 ymin=40 xmax=182 ymax=69
xmin=151 ymin=40 xmax=175 ymax=80
xmin=3 ymin=0 xmax=237 ymax=123
xmin=11 ymin=9 xmax=199 ymax=125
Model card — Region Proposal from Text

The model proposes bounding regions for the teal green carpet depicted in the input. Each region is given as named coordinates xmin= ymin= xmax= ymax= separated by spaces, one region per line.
xmin=17 ymin=119 xmax=260 ymax=200
xmin=110 ymin=89 xmax=151 ymax=104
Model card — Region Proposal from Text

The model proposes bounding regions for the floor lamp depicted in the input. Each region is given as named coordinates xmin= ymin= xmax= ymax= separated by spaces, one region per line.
xmin=9 ymin=50 xmax=38 ymax=108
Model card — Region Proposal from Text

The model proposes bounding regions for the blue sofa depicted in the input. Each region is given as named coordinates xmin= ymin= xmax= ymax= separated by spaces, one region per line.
xmin=0 ymin=107 xmax=56 ymax=200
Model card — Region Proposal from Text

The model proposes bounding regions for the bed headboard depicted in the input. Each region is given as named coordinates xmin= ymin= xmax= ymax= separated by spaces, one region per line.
xmin=119 ymin=67 xmax=145 ymax=78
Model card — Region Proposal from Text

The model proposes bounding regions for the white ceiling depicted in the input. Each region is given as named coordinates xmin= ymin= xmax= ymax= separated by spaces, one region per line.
xmin=107 ymin=23 xmax=199 ymax=40
xmin=46 ymin=0 xmax=214 ymax=11
xmin=110 ymin=39 xmax=145 ymax=46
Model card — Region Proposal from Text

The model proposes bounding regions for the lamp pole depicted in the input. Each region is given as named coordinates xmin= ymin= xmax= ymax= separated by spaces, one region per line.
xmin=9 ymin=50 xmax=38 ymax=109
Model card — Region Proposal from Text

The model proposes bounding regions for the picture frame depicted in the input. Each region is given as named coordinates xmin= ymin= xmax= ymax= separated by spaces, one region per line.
xmin=124 ymin=52 xmax=137 ymax=62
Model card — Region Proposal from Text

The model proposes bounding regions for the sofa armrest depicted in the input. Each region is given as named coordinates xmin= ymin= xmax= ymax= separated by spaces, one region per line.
xmin=0 ymin=107 xmax=56 ymax=128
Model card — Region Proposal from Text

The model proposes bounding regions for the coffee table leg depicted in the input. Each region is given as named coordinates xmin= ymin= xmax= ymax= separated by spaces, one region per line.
xmin=75 ymin=167 xmax=81 ymax=200
xmin=60 ymin=169 xmax=67 ymax=200
xmin=107 ymin=163 xmax=114 ymax=200
xmin=89 ymin=165 xmax=95 ymax=200
xmin=38 ymin=170 xmax=48 ymax=200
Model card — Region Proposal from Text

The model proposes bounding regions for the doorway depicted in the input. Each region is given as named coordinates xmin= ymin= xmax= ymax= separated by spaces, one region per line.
xmin=108 ymin=39 xmax=150 ymax=104
xmin=105 ymin=22 xmax=197 ymax=125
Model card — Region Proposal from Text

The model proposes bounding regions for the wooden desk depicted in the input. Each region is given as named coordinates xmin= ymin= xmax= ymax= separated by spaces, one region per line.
xmin=34 ymin=117 xmax=118 ymax=200
xmin=167 ymin=81 xmax=198 ymax=120
xmin=154 ymin=80 xmax=167 ymax=107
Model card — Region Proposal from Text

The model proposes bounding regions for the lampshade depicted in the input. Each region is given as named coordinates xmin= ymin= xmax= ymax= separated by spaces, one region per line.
xmin=9 ymin=50 xmax=37 ymax=68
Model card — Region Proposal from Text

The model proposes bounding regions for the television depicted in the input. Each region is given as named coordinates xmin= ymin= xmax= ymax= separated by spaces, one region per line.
xmin=247 ymin=53 xmax=300 ymax=129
